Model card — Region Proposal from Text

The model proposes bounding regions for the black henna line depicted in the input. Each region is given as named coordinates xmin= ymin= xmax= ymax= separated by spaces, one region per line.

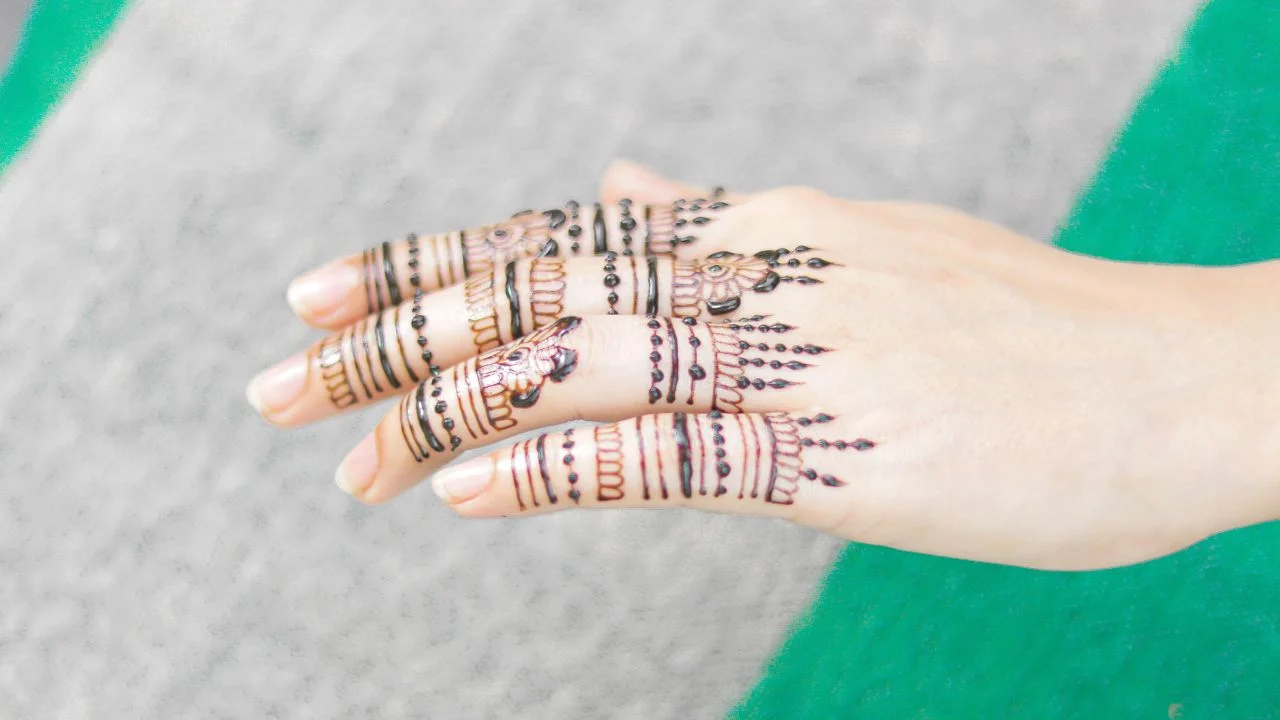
xmin=602 ymin=251 xmax=620 ymax=315
xmin=393 ymin=306 xmax=421 ymax=384
xmin=645 ymin=257 xmax=659 ymax=317
xmin=406 ymin=232 xmax=423 ymax=297
xmin=673 ymin=412 xmax=693 ymax=499
xmin=595 ymin=424 xmax=625 ymax=502
xmin=562 ymin=428 xmax=580 ymax=504
xmin=592 ymin=202 xmax=607 ymax=254
xmin=381 ymin=240 xmax=402 ymax=306
xmin=504 ymin=261 xmax=523 ymax=340
xmin=373 ymin=312 xmax=402 ymax=390
xmin=710 ymin=416 xmax=728 ymax=497
xmin=517 ymin=440 xmax=539 ymax=508
xmin=399 ymin=394 xmax=420 ymax=462
xmin=664 ymin=318 xmax=679 ymax=403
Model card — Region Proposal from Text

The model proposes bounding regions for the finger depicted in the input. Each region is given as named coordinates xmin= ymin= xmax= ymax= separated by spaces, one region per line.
xmin=425 ymin=412 xmax=876 ymax=532
xmin=333 ymin=313 xmax=832 ymax=504
xmin=286 ymin=198 xmax=734 ymax=330
xmin=249 ymin=247 xmax=841 ymax=427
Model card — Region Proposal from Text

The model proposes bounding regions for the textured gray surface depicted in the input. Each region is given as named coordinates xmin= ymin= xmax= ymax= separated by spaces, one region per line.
xmin=0 ymin=0 xmax=33 ymax=71
xmin=0 ymin=1 xmax=1199 ymax=718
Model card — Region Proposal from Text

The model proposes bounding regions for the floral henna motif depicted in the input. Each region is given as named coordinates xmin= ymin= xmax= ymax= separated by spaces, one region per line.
xmin=474 ymin=316 xmax=582 ymax=432
xmin=644 ymin=197 xmax=731 ymax=255
xmin=671 ymin=246 xmax=839 ymax=318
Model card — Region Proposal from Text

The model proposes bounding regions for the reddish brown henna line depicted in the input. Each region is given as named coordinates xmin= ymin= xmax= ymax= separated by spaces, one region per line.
xmin=510 ymin=442 xmax=525 ymax=511
xmin=361 ymin=249 xmax=376 ymax=315
xmin=651 ymin=414 xmax=668 ymax=499
xmin=318 ymin=334 xmax=357 ymax=408
xmin=692 ymin=412 xmax=708 ymax=496
xmin=629 ymin=256 xmax=640 ymax=315
xmin=595 ymin=424 xmax=625 ymax=501
xmin=529 ymin=258 xmax=566 ymax=329
xmin=524 ymin=440 xmax=540 ymax=508
xmin=636 ymin=417 xmax=650 ymax=500
xmin=451 ymin=368 xmax=479 ymax=439
xmin=535 ymin=434 xmax=557 ymax=505
xmin=346 ymin=321 xmax=373 ymax=400
xmin=464 ymin=273 xmax=501 ymax=353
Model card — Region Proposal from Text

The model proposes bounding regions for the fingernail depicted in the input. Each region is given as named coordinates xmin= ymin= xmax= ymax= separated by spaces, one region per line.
xmin=287 ymin=260 xmax=360 ymax=317
xmin=246 ymin=353 xmax=307 ymax=413
xmin=432 ymin=457 xmax=494 ymax=505
xmin=336 ymin=433 xmax=379 ymax=496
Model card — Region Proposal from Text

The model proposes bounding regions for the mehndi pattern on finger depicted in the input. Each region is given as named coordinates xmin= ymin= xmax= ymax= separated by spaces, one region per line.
xmin=474 ymin=316 xmax=582 ymax=432
xmin=672 ymin=246 xmax=839 ymax=318
xmin=508 ymin=409 xmax=874 ymax=511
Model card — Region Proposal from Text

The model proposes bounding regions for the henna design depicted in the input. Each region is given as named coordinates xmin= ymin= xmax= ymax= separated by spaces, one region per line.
xmin=475 ymin=317 xmax=581 ymax=432
xmin=464 ymin=272 xmax=502 ymax=353
xmin=618 ymin=197 xmax=636 ymax=257
xmin=318 ymin=333 xmax=357 ymax=408
xmin=647 ymin=319 xmax=664 ymax=404
xmin=399 ymin=291 xmax=462 ymax=458
xmin=462 ymin=208 xmax=563 ymax=280
xmin=709 ymin=317 xmax=826 ymax=412
xmin=361 ymin=248 xmax=378 ymax=314
xmin=503 ymin=261 xmax=523 ymax=341
xmin=566 ymin=200 xmax=582 ymax=255
xmin=359 ymin=242 xmax=404 ymax=314
xmin=592 ymin=203 xmax=608 ymax=255
xmin=562 ymin=428 xmax=580 ymax=504
xmin=645 ymin=256 xmax=659 ymax=318
xmin=683 ymin=317 xmax=704 ymax=405
xmin=528 ymin=258 xmax=566 ymax=329
xmin=594 ymin=423 xmax=625 ymax=501
xmin=602 ymin=251 xmax=621 ymax=315
xmin=672 ymin=246 xmax=838 ymax=318
xmin=507 ymin=409 xmax=873 ymax=512
xmin=645 ymin=197 xmax=731 ymax=255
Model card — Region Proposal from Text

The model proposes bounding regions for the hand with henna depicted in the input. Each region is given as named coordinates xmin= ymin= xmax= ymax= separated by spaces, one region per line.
xmin=247 ymin=160 xmax=1280 ymax=571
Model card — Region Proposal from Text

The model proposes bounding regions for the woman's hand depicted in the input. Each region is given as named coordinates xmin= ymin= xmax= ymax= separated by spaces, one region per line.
xmin=248 ymin=162 xmax=1278 ymax=571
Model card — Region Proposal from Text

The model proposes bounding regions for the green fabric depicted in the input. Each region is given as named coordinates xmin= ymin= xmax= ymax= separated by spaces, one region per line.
xmin=733 ymin=1 xmax=1280 ymax=718
xmin=0 ymin=0 xmax=130 ymax=176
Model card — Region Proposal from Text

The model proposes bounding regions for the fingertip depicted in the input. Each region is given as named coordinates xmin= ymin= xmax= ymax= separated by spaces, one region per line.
xmin=432 ymin=456 xmax=495 ymax=505
xmin=246 ymin=353 xmax=309 ymax=421
xmin=336 ymin=432 xmax=380 ymax=499
xmin=287 ymin=259 xmax=361 ymax=323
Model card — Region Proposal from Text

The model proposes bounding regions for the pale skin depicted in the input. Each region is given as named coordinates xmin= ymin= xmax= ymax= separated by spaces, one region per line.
xmin=247 ymin=159 xmax=1280 ymax=571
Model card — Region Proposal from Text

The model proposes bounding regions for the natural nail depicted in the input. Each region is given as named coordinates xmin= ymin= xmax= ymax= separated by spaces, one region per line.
xmin=287 ymin=260 xmax=360 ymax=317
xmin=432 ymin=457 xmax=494 ymax=505
xmin=246 ymin=353 xmax=308 ymax=413
xmin=336 ymin=433 xmax=379 ymax=497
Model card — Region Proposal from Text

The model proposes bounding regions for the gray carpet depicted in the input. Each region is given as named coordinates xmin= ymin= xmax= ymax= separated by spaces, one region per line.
xmin=0 ymin=1 xmax=1199 ymax=717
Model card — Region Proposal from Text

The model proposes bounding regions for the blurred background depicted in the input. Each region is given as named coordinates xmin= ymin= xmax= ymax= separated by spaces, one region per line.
xmin=0 ymin=1 xmax=1199 ymax=717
